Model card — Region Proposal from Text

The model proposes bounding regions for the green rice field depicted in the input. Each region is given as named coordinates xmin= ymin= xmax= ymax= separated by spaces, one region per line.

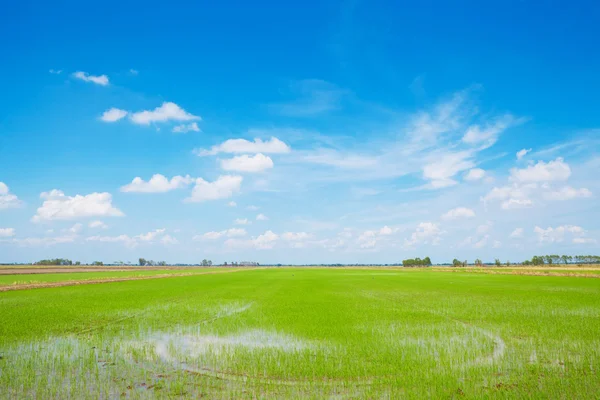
xmin=1 ymin=267 xmax=599 ymax=398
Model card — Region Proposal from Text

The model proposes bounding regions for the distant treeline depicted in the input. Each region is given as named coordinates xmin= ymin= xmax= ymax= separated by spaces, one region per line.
xmin=523 ymin=255 xmax=600 ymax=265
xmin=402 ymin=257 xmax=432 ymax=267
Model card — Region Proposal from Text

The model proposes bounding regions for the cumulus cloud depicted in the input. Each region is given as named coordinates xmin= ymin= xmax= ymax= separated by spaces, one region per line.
xmin=185 ymin=175 xmax=243 ymax=202
xmin=516 ymin=148 xmax=532 ymax=160
xmin=89 ymin=220 xmax=108 ymax=229
xmin=510 ymin=157 xmax=571 ymax=183
xmin=0 ymin=228 xmax=15 ymax=237
xmin=534 ymin=225 xmax=586 ymax=243
xmin=543 ymin=186 xmax=592 ymax=201
xmin=0 ymin=182 xmax=21 ymax=210
xmin=72 ymin=71 xmax=109 ymax=85
xmin=227 ymin=201 xmax=237 ymax=207
xmin=196 ymin=137 xmax=290 ymax=156
xmin=251 ymin=230 xmax=278 ymax=249
xmin=32 ymin=190 xmax=124 ymax=222
xmin=234 ymin=218 xmax=251 ymax=225
xmin=510 ymin=228 xmax=524 ymax=238
xmin=172 ymin=122 xmax=200 ymax=133
xmin=220 ymin=153 xmax=274 ymax=173
xmin=464 ymin=168 xmax=486 ymax=181
xmin=404 ymin=222 xmax=443 ymax=247
xmin=121 ymin=174 xmax=194 ymax=193
xmin=256 ymin=213 xmax=268 ymax=221
xmin=482 ymin=184 xmax=534 ymax=210
xmin=100 ymin=108 xmax=128 ymax=122
xmin=130 ymin=102 xmax=200 ymax=125
xmin=441 ymin=207 xmax=476 ymax=220
xmin=86 ymin=234 xmax=136 ymax=248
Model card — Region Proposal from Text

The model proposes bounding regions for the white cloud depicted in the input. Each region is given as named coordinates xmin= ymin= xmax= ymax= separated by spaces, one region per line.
xmin=185 ymin=175 xmax=243 ymax=202
xmin=282 ymin=232 xmax=312 ymax=241
xmin=72 ymin=71 xmax=109 ymax=86
xmin=0 ymin=228 xmax=15 ymax=237
xmin=534 ymin=225 xmax=586 ymax=243
xmin=49 ymin=69 xmax=62 ymax=74
xmin=476 ymin=221 xmax=493 ymax=235
xmin=67 ymin=223 xmax=83 ymax=234
xmin=0 ymin=182 xmax=21 ymax=210
xmin=89 ymin=220 xmax=108 ymax=229
xmin=252 ymin=230 xmax=278 ymax=249
xmin=404 ymin=222 xmax=443 ymax=247
xmin=246 ymin=205 xmax=259 ymax=211
xmin=543 ymin=186 xmax=592 ymax=201
xmin=130 ymin=102 xmax=200 ymax=125
xmin=100 ymin=108 xmax=128 ymax=122
xmin=473 ymin=235 xmax=489 ymax=249
xmin=32 ymin=190 xmax=124 ymax=222
xmin=224 ymin=230 xmax=279 ymax=250
xmin=195 ymin=228 xmax=247 ymax=241
xmin=129 ymin=69 xmax=139 ymax=75
xmin=13 ymin=235 xmax=77 ymax=247
xmin=303 ymin=150 xmax=379 ymax=169
xmin=510 ymin=228 xmax=524 ymax=238
xmin=464 ymin=168 xmax=486 ymax=181
xmin=462 ymin=114 xmax=522 ymax=148
xmin=86 ymin=234 xmax=136 ymax=248
xmin=234 ymin=218 xmax=251 ymax=225
xmin=422 ymin=151 xmax=474 ymax=188
xmin=220 ymin=153 xmax=274 ymax=173
xmin=573 ymin=237 xmax=597 ymax=244
xmin=87 ymin=228 xmax=173 ymax=248
xmin=160 ymin=235 xmax=178 ymax=245
xmin=482 ymin=184 xmax=534 ymax=210
xmin=136 ymin=228 xmax=166 ymax=242
xmin=196 ymin=137 xmax=290 ymax=156
xmin=510 ymin=157 xmax=571 ymax=183
xmin=516 ymin=148 xmax=532 ymax=160
xmin=256 ymin=213 xmax=268 ymax=221
xmin=441 ymin=207 xmax=476 ymax=220
xmin=502 ymin=198 xmax=533 ymax=210
xmin=121 ymin=174 xmax=194 ymax=193
xmin=227 ymin=201 xmax=237 ymax=207
xmin=172 ymin=122 xmax=200 ymax=133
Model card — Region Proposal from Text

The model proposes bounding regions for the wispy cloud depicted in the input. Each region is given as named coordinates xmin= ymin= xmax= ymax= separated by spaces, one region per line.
xmin=269 ymin=79 xmax=347 ymax=117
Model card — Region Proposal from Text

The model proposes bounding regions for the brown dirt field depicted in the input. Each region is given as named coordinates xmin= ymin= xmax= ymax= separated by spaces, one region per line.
xmin=0 ymin=268 xmax=261 ymax=292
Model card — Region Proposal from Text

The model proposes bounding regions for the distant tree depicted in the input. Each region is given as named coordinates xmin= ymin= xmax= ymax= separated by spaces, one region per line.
xmin=561 ymin=255 xmax=569 ymax=265
xmin=75 ymin=261 xmax=81 ymax=266
xmin=495 ymin=258 xmax=501 ymax=267
xmin=223 ymin=261 xmax=228 ymax=266
xmin=452 ymin=259 xmax=462 ymax=267
xmin=139 ymin=258 xmax=147 ymax=266
xmin=423 ymin=257 xmax=432 ymax=266
xmin=157 ymin=261 xmax=167 ymax=266
xmin=207 ymin=260 xmax=213 ymax=266
xmin=474 ymin=258 xmax=483 ymax=267
xmin=92 ymin=261 xmax=103 ymax=266
xmin=506 ymin=260 xmax=511 ymax=267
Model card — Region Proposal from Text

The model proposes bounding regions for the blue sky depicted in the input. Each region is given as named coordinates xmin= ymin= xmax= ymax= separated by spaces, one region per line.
xmin=1 ymin=0 xmax=599 ymax=264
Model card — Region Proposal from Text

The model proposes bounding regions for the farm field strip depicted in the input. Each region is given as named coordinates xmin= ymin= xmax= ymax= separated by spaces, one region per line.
xmin=0 ymin=267 xmax=256 ymax=291
xmin=1 ymin=268 xmax=599 ymax=398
